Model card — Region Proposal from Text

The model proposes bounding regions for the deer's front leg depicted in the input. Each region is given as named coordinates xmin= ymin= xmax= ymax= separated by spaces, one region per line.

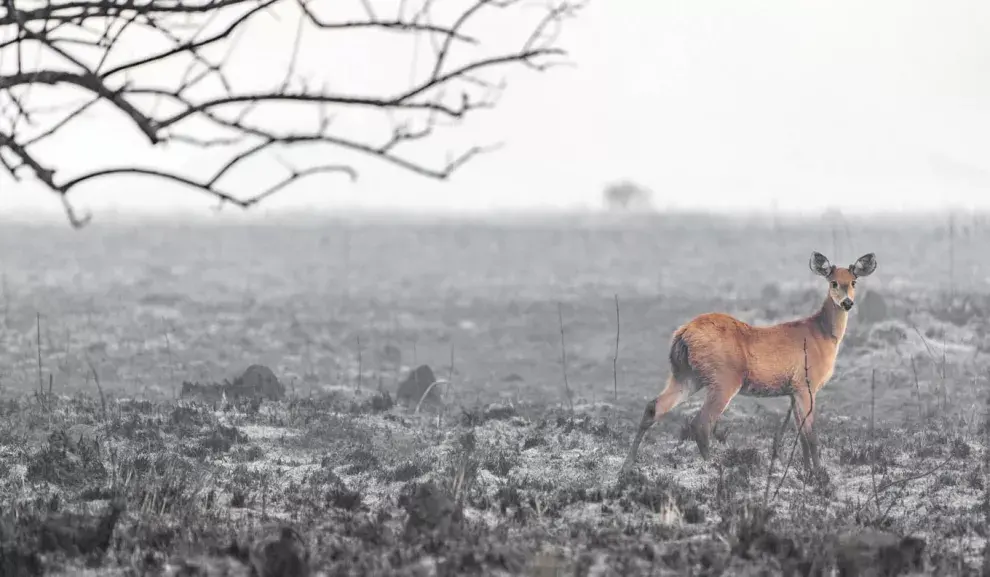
xmin=791 ymin=389 xmax=821 ymax=472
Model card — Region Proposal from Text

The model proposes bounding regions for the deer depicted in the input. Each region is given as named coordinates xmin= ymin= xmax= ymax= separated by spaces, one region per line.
xmin=619 ymin=251 xmax=877 ymax=475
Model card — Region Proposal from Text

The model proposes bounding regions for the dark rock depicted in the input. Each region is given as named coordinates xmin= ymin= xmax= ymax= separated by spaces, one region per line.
xmin=35 ymin=497 xmax=125 ymax=558
xmin=179 ymin=382 xmax=225 ymax=404
xmin=229 ymin=365 xmax=285 ymax=402
xmin=396 ymin=365 xmax=442 ymax=409
xmin=858 ymin=290 xmax=889 ymax=325
xmin=249 ymin=527 xmax=309 ymax=577
xmin=835 ymin=530 xmax=925 ymax=577
xmin=180 ymin=365 xmax=285 ymax=405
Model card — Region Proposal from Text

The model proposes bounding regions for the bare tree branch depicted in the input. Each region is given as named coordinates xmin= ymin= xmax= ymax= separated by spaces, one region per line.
xmin=0 ymin=0 xmax=584 ymax=226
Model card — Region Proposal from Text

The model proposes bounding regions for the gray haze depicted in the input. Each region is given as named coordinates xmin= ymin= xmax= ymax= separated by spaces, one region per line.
xmin=4 ymin=0 xmax=990 ymax=218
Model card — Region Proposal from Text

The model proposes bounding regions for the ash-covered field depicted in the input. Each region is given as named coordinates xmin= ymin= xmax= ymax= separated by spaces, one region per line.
xmin=1 ymin=213 xmax=990 ymax=576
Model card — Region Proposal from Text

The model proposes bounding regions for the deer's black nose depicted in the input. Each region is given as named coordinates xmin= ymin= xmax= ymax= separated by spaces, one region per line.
xmin=840 ymin=298 xmax=854 ymax=311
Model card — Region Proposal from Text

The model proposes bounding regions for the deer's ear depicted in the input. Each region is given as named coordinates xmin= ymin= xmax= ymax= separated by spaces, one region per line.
xmin=850 ymin=253 xmax=877 ymax=278
xmin=809 ymin=252 xmax=834 ymax=277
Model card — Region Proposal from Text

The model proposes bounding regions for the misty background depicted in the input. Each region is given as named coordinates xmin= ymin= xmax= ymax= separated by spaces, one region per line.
xmin=4 ymin=0 xmax=990 ymax=219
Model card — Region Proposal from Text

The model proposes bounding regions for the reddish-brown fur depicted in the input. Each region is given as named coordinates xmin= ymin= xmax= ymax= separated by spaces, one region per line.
xmin=620 ymin=251 xmax=877 ymax=474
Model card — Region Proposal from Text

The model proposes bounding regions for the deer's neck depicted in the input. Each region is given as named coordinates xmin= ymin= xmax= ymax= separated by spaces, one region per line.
xmin=813 ymin=296 xmax=848 ymax=343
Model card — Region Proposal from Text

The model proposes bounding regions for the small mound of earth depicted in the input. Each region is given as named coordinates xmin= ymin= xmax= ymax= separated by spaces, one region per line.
xmin=857 ymin=290 xmax=888 ymax=325
xmin=834 ymin=530 xmax=925 ymax=576
xmin=396 ymin=365 xmax=442 ymax=409
xmin=866 ymin=320 xmax=908 ymax=348
xmin=229 ymin=365 xmax=285 ymax=401
xmin=180 ymin=381 xmax=226 ymax=403
xmin=180 ymin=365 xmax=285 ymax=404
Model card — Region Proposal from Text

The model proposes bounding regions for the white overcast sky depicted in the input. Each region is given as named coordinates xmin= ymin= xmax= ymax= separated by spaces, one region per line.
xmin=4 ymin=0 xmax=990 ymax=217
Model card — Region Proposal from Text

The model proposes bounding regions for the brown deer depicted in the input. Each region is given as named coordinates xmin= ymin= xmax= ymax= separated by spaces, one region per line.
xmin=620 ymin=251 xmax=877 ymax=474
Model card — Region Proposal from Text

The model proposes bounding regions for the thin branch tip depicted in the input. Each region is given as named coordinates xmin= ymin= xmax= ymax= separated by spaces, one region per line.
xmin=1 ymin=0 xmax=580 ymax=226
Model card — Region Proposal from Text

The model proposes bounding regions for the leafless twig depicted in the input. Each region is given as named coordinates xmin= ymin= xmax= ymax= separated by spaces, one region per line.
xmin=557 ymin=302 xmax=573 ymax=413
xmin=613 ymin=294 xmax=620 ymax=401
xmin=0 ymin=0 xmax=584 ymax=226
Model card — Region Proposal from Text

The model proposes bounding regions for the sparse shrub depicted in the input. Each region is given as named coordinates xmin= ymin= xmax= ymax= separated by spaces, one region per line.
xmin=198 ymin=424 xmax=248 ymax=454
xmin=481 ymin=449 xmax=519 ymax=478
xmin=868 ymin=321 xmax=908 ymax=347
xmin=966 ymin=469 xmax=984 ymax=490
xmin=493 ymin=485 xmax=526 ymax=520
xmin=231 ymin=444 xmax=265 ymax=463
xmin=179 ymin=381 xmax=225 ymax=404
xmin=459 ymin=406 xmax=485 ymax=428
xmin=398 ymin=481 xmax=461 ymax=540
xmin=935 ymin=472 xmax=957 ymax=488
xmin=482 ymin=403 xmax=516 ymax=421
xmin=521 ymin=433 xmax=543 ymax=450
xmin=326 ymin=483 xmax=364 ymax=511
xmin=230 ymin=490 xmax=247 ymax=508
xmin=227 ymin=464 xmax=266 ymax=504
xmin=950 ymin=437 xmax=972 ymax=459
xmin=722 ymin=446 xmax=762 ymax=470
xmin=383 ymin=460 xmax=429 ymax=483
xmin=838 ymin=444 xmax=891 ymax=473
xmin=168 ymin=405 xmax=204 ymax=430
xmin=78 ymin=486 xmax=115 ymax=502
xmin=612 ymin=472 xmax=701 ymax=523
xmin=366 ymin=390 xmax=394 ymax=413
xmin=912 ymin=444 xmax=943 ymax=460
xmin=131 ymin=460 xmax=202 ymax=514
xmin=344 ymin=447 xmax=379 ymax=474
xmin=26 ymin=431 xmax=105 ymax=489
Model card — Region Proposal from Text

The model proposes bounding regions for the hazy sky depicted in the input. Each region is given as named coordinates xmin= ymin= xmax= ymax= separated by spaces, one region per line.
xmin=4 ymin=0 xmax=990 ymax=218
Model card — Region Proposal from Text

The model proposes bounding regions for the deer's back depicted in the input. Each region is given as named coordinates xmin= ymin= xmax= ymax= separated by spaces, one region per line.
xmin=676 ymin=312 xmax=828 ymax=395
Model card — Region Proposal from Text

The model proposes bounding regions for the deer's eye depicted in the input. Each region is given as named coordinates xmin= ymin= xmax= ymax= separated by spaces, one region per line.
xmin=851 ymin=280 xmax=857 ymax=288
xmin=830 ymin=281 xmax=838 ymax=289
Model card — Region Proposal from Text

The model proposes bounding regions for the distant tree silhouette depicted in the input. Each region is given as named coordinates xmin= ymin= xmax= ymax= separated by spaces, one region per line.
xmin=0 ymin=0 xmax=583 ymax=227
xmin=603 ymin=180 xmax=653 ymax=212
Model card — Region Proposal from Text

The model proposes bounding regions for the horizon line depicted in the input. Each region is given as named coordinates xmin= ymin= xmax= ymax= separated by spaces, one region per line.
xmin=0 ymin=204 xmax=986 ymax=226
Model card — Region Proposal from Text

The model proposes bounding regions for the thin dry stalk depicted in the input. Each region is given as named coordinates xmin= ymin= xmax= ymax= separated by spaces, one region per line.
xmin=356 ymin=335 xmax=363 ymax=390
xmin=36 ymin=311 xmax=43 ymax=396
xmin=415 ymin=379 xmax=451 ymax=414
xmin=557 ymin=302 xmax=574 ymax=413
xmin=982 ymin=386 xmax=990 ymax=572
xmin=948 ymin=212 xmax=956 ymax=298
xmin=910 ymin=355 xmax=923 ymax=417
xmin=162 ymin=317 xmax=175 ymax=396
xmin=854 ymin=452 xmax=953 ymax=519
xmin=448 ymin=342 xmax=456 ymax=393
xmin=613 ymin=294 xmax=620 ymax=401
xmin=771 ymin=338 xmax=815 ymax=501
xmin=437 ymin=343 xmax=456 ymax=429
xmin=941 ymin=332 xmax=948 ymax=411
xmin=763 ymin=398 xmax=796 ymax=506
xmin=86 ymin=358 xmax=108 ymax=421
xmin=869 ymin=368 xmax=881 ymax=514
xmin=1 ymin=272 xmax=8 ymax=325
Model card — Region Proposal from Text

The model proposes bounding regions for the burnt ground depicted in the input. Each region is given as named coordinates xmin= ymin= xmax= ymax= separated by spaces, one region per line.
xmin=1 ymin=214 xmax=990 ymax=575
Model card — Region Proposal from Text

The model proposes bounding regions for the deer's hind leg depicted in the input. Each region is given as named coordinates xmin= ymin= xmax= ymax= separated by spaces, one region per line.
xmin=690 ymin=373 xmax=743 ymax=460
xmin=619 ymin=375 xmax=694 ymax=473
